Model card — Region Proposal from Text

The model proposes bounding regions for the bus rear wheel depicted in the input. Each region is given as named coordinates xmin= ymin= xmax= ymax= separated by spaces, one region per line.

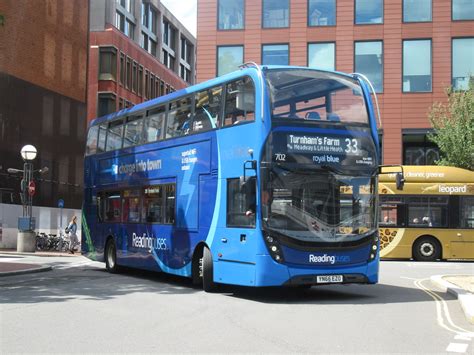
xmin=202 ymin=247 xmax=217 ymax=293
xmin=413 ymin=236 xmax=441 ymax=261
xmin=105 ymin=239 xmax=120 ymax=273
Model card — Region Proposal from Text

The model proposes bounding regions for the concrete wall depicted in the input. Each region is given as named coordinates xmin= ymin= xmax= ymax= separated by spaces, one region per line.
xmin=0 ymin=204 xmax=81 ymax=249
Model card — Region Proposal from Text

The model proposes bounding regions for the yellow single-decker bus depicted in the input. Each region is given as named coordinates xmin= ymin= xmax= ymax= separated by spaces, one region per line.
xmin=379 ymin=166 xmax=474 ymax=261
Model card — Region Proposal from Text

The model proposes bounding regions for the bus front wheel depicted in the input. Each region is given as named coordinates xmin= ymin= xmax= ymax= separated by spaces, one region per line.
xmin=413 ymin=236 xmax=441 ymax=261
xmin=202 ymin=247 xmax=217 ymax=292
xmin=105 ymin=239 xmax=120 ymax=273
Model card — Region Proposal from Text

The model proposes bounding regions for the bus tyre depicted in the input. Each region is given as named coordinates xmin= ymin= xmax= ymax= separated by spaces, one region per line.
xmin=413 ymin=236 xmax=441 ymax=262
xmin=105 ymin=239 xmax=119 ymax=273
xmin=202 ymin=247 xmax=217 ymax=293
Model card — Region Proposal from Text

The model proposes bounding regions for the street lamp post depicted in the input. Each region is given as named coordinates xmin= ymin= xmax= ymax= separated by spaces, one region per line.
xmin=7 ymin=145 xmax=48 ymax=252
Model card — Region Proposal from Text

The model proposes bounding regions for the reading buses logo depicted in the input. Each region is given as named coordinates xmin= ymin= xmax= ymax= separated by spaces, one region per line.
xmin=309 ymin=254 xmax=350 ymax=264
xmin=132 ymin=233 xmax=168 ymax=250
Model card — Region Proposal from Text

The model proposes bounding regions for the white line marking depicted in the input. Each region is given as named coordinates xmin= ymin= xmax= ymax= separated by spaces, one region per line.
xmin=455 ymin=335 xmax=472 ymax=341
xmin=446 ymin=342 xmax=468 ymax=353
xmin=414 ymin=279 xmax=474 ymax=337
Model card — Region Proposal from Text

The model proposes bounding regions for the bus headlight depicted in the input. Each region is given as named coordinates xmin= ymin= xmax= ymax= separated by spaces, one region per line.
xmin=264 ymin=232 xmax=284 ymax=263
xmin=369 ymin=233 xmax=379 ymax=260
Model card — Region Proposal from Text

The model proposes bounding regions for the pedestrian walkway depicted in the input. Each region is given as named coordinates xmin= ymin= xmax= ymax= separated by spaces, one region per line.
xmin=431 ymin=274 xmax=474 ymax=325
xmin=0 ymin=249 xmax=80 ymax=276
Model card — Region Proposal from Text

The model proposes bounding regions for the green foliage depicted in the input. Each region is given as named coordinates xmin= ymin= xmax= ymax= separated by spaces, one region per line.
xmin=428 ymin=83 xmax=474 ymax=170
xmin=0 ymin=14 xmax=4 ymax=27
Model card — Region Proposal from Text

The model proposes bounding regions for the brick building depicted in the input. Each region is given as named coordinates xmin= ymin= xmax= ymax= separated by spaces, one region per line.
xmin=196 ymin=0 xmax=474 ymax=165
xmin=0 ymin=0 xmax=89 ymax=208
xmin=88 ymin=0 xmax=196 ymax=121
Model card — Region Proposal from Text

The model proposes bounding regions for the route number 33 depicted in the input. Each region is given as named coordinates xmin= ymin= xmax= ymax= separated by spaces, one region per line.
xmin=345 ymin=138 xmax=358 ymax=153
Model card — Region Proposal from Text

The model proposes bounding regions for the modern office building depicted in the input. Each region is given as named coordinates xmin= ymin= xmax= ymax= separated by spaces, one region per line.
xmin=0 ymin=0 xmax=89 ymax=209
xmin=196 ymin=0 xmax=474 ymax=165
xmin=88 ymin=0 xmax=196 ymax=121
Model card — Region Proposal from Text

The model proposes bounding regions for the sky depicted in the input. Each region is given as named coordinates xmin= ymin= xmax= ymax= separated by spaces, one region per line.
xmin=161 ymin=0 xmax=197 ymax=37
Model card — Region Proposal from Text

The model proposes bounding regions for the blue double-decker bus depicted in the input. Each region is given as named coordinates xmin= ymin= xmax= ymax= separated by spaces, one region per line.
xmin=82 ymin=64 xmax=381 ymax=291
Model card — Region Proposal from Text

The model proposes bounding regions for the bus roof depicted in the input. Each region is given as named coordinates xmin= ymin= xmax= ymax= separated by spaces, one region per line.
xmin=380 ymin=165 xmax=474 ymax=183
xmin=89 ymin=65 xmax=358 ymax=128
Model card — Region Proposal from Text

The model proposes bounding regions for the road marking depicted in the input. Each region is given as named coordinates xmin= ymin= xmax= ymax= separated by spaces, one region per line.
xmin=446 ymin=342 xmax=469 ymax=353
xmin=455 ymin=335 xmax=473 ymax=341
xmin=414 ymin=279 xmax=474 ymax=337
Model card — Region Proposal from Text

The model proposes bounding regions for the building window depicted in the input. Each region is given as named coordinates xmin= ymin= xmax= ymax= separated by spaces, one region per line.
xmin=138 ymin=65 xmax=143 ymax=96
xmin=355 ymin=0 xmax=383 ymax=24
xmin=132 ymin=61 xmax=138 ymax=93
xmin=403 ymin=39 xmax=431 ymax=92
xmin=116 ymin=11 xmax=134 ymax=38
xmin=217 ymin=45 xmax=244 ymax=76
xmin=308 ymin=0 xmax=336 ymax=26
xmin=98 ymin=93 xmax=116 ymax=117
xmin=126 ymin=57 xmax=132 ymax=89
xmin=117 ymin=0 xmax=133 ymax=13
xmin=453 ymin=38 xmax=474 ymax=91
xmin=403 ymin=132 xmax=439 ymax=165
xmin=119 ymin=52 xmax=125 ymax=85
xmin=141 ymin=1 xmax=156 ymax=32
xmin=262 ymin=44 xmax=289 ymax=65
xmin=144 ymin=70 xmax=149 ymax=98
xmin=403 ymin=0 xmax=431 ymax=22
xmin=218 ymin=0 xmax=244 ymax=30
xmin=99 ymin=47 xmax=117 ymax=81
xmin=453 ymin=0 xmax=474 ymax=20
xmin=308 ymin=42 xmax=335 ymax=70
xmin=262 ymin=0 xmax=289 ymax=28
xmin=163 ymin=20 xmax=176 ymax=50
xmin=355 ymin=41 xmax=383 ymax=93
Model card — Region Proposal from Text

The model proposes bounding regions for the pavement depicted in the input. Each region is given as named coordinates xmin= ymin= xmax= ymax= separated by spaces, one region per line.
xmin=0 ymin=249 xmax=79 ymax=276
xmin=0 ymin=249 xmax=472 ymax=324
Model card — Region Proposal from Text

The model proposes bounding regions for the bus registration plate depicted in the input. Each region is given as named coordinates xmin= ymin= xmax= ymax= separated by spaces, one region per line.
xmin=316 ymin=275 xmax=343 ymax=283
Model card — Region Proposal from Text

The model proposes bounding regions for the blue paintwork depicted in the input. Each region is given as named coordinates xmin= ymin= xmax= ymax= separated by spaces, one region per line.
xmin=82 ymin=65 xmax=381 ymax=287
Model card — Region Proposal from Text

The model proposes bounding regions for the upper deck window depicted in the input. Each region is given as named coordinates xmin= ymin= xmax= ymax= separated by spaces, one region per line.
xmin=266 ymin=69 xmax=369 ymax=124
xmin=223 ymin=77 xmax=255 ymax=126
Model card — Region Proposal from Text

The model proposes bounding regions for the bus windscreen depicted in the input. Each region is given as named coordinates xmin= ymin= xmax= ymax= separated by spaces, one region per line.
xmin=266 ymin=69 xmax=369 ymax=124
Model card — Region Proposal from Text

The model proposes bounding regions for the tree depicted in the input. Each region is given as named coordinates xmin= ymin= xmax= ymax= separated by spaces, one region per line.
xmin=428 ymin=83 xmax=474 ymax=170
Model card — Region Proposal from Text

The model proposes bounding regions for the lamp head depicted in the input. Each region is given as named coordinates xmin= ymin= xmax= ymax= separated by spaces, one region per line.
xmin=20 ymin=145 xmax=37 ymax=161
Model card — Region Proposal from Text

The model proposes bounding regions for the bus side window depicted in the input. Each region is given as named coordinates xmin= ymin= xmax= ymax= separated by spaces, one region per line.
xmin=104 ymin=191 xmax=121 ymax=223
xmin=97 ymin=124 xmax=107 ymax=153
xmin=123 ymin=115 xmax=144 ymax=148
xmin=105 ymin=119 xmax=124 ymax=151
xmin=96 ymin=193 xmax=101 ymax=222
xmin=167 ymin=97 xmax=193 ymax=138
xmin=226 ymin=178 xmax=256 ymax=228
xmin=142 ymin=185 xmax=163 ymax=223
xmin=122 ymin=189 xmax=141 ymax=223
xmin=193 ymin=86 xmax=222 ymax=131
xmin=146 ymin=106 xmax=166 ymax=142
xmin=223 ymin=77 xmax=255 ymax=127
xmin=86 ymin=125 xmax=99 ymax=155
xmin=460 ymin=196 xmax=474 ymax=229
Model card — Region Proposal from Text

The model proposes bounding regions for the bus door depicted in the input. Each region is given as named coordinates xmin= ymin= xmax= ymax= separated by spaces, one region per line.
xmin=214 ymin=177 xmax=258 ymax=285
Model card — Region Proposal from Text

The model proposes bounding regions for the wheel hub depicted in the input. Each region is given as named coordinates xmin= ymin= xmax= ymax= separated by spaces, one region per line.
xmin=420 ymin=242 xmax=434 ymax=257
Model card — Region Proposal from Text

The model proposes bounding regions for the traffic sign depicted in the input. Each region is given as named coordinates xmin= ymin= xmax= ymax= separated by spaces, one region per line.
xmin=28 ymin=180 xmax=36 ymax=196
xmin=58 ymin=199 xmax=64 ymax=208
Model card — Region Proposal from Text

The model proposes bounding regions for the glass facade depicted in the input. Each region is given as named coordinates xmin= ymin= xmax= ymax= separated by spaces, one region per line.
xmin=355 ymin=0 xmax=383 ymax=24
xmin=452 ymin=0 xmax=474 ymax=20
xmin=355 ymin=41 xmax=383 ymax=93
xmin=263 ymin=0 xmax=289 ymax=28
xmin=217 ymin=46 xmax=244 ymax=76
xmin=452 ymin=38 xmax=474 ymax=90
xmin=308 ymin=43 xmax=335 ymax=70
xmin=218 ymin=0 xmax=245 ymax=29
xmin=308 ymin=0 xmax=336 ymax=26
xmin=403 ymin=40 xmax=432 ymax=92
xmin=262 ymin=44 xmax=289 ymax=65
xmin=403 ymin=0 xmax=431 ymax=22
